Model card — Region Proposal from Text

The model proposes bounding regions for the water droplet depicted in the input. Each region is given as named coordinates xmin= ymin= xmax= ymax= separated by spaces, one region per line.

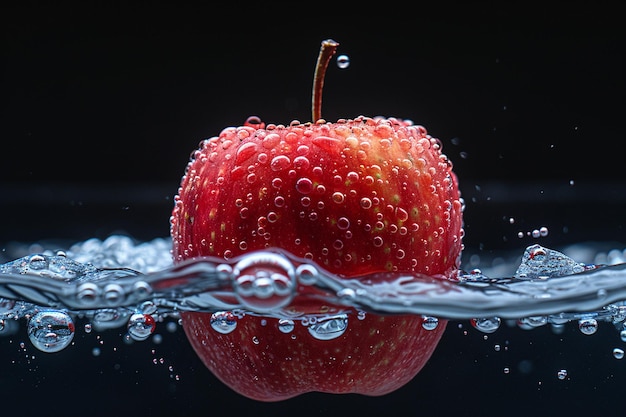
xmin=471 ymin=317 xmax=501 ymax=333
xmin=422 ymin=316 xmax=439 ymax=330
xmin=231 ymin=252 xmax=296 ymax=312
xmin=518 ymin=316 xmax=548 ymax=329
xmin=312 ymin=136 xmax=342 ymax=153
xmin=27 ymin=310 xmax=75 ymax=353
xmin=235 ymin=142 xmax=258 ymax=164
xmin=270 ymin=155 xmax=291 ymax=171
xmin=76 ymin=282 xmax=99 ymax=306
xmin=578 ymin=318 xmax=598 ymax=335
xmin=296 ymin=263 xmax=319 ymax=286
xmin=613 ymin=348 xmax=625 ymax=359
xmin=257 ymin=153 xmax=269 ymax=164
xmin=373 ymin=236 xmax=384 ymax=247
xmin=139 ymin=300 xmax=157 ymax=315
xmin=332 ymin=192 xmax=345 ymax=204
xmin=210 ymin=311 xmax=237 ymax=334
xmin=295 ymin=177 xmax=313 ymax=194
xmin=93 ymin=309 xmax=122 ymax=327
xmin=274 ymin=196 xmax=285 ymax=207
xmin=360 ymin=197 xmax=372 ymax=209
xmin=336 ymin=54 xmax=350 ymax=69
xmin=346 ymin=171 xmax=360 ymax=183
xmin=395 ymin=207 xmax=409 ymax=222
xmin=271 ymin=177 xmax=283 ymax=189
xmin=28 ymin=254 xmax=48 ymax=270
xmin=620 ymin=330 xmax=626 ymax=342
xmin=244 ymin=116 xmax=264 ymax=129
xmin=337 ymin=217 xmax=350 ymax=230
xmin=262 ymin=133 xmax=280 ymax=149
xmin=300 ymin=196 xmax=311 ymax=207
xmin=127 ymin=313 xmax=156 ymax=341
xmin=307 ymin=314 xmax=348 ymax=340
xmin=278 ymin=319 xmax=295 ymax=334
xmin=557 ymin=369 xmax=568 ymax=380
xmin=293 ymin=156 xmax=310 ymax=170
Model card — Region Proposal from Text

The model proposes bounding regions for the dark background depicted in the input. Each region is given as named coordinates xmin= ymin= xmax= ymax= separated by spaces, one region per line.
xmin=1 ymin=2 xmax=624 ymax=416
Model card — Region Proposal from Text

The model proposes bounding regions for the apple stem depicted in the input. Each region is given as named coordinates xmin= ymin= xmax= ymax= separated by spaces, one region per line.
xmin=312 ymin=39 xmax=339 ymax=123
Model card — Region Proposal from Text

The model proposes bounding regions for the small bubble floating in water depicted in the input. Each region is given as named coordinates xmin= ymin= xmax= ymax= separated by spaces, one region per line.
xmin=27 ymin=310 xmax=75 ymax=353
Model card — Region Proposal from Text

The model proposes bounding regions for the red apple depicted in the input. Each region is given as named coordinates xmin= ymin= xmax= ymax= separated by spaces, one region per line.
xmin=170 ymin=39 xmax=464 ymax=401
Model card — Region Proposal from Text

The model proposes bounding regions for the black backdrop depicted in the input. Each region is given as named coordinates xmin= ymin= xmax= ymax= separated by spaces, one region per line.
xmin=1 ymin=2 xmax=624 ymax=417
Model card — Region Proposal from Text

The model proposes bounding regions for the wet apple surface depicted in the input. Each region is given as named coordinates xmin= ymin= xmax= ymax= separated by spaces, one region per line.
xmin=170 ymin=41 xmax=464 ymax=400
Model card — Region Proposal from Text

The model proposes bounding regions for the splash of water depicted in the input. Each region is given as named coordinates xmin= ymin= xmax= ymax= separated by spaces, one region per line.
xmin=1 ymin=235 xmax=626 ymax=352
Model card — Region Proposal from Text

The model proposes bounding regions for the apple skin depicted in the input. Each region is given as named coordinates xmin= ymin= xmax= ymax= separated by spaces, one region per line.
xmin=183 ymin=311 xmax=446 ymax=401
xmin=171 ymin=116 xmax=463 ymax=401
xmin=171 ymin=117 xmax=463 ymax=277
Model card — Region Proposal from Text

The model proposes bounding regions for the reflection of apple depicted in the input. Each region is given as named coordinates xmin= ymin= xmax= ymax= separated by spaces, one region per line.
xmin=170 ymin=39 xmax=464 ymax=401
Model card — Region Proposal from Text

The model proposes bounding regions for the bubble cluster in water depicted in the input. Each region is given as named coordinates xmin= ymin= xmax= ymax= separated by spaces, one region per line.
xmin=1 ymin=235 xmax=626 ymax=354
